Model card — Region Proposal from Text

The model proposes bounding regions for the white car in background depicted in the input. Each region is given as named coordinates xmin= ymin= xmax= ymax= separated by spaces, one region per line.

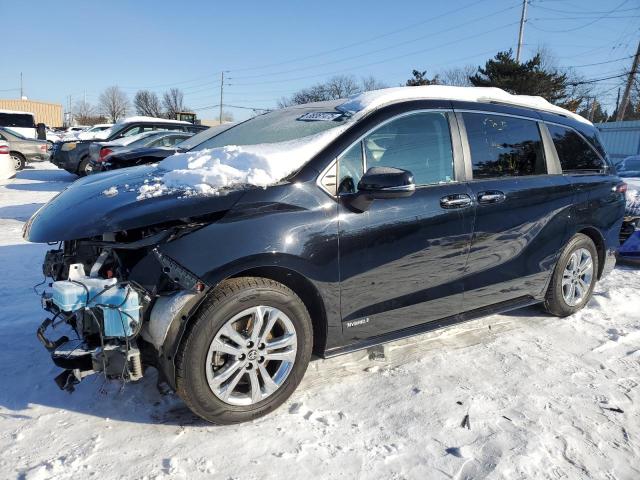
xmin=0 ymin=140 xmax=16 ymax=179
xmin=77 ymin=123 xmax=113 ymax=140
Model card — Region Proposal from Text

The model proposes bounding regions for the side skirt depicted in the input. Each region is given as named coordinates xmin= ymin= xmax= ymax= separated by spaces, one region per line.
xmin=322 ymin=296 xmax=541 ymax=359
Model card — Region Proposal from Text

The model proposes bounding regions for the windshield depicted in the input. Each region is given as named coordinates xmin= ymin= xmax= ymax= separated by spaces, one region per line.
xmin=618 ymin=157 xmax=640 ymax=178
xmin=192 ymin=100 xmax=352 ymax=151
xmin=179 ymin=123 xmax=237 ymax=150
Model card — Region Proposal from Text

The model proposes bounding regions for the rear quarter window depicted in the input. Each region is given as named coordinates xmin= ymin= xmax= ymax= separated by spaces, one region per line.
xmin=546 ymin=124 xmax=604 ymax=173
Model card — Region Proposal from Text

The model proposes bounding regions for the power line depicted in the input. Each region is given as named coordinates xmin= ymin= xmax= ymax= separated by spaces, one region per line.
xmin=529 ymin=0 xmax=630 ymax=33
xmin=229 ymin=2 xmax=521 ymax=81
xmin=227 ymin=0 xmax=488 ymax=74
xmin=569 ymin=72 xmax=630 ymax=86
xmin=533 ymin=4 xmax=640 ymax=15
xmin=565 ymin=55 xmax=635 ymax=68
xmin=230 ymin=22 xmax=518 ymax=87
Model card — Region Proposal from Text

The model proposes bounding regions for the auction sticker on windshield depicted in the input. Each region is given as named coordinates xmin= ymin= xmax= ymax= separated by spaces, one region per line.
xmin=297 ymin=112 xmax=344 ymax=121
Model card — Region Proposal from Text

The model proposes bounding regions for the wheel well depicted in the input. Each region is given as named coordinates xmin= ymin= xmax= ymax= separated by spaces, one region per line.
xmin=578 ymin=227 xmax=605 ymax=279
xmin=10 ymin=151 xmax=25 ymax=158
xmin=229 ymin=267 xmax=328 ymax=355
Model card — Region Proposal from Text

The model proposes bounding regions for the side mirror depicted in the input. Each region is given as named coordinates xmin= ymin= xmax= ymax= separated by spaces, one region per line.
xmin=357 ymin=166 xmax=416 ymax=199
xmin=345 ymin=166 xmax=415 ymax=212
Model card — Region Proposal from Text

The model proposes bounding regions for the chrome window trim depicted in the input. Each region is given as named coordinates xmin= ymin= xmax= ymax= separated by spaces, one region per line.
xmin=318 ymin=109 xmax=460 ymax=198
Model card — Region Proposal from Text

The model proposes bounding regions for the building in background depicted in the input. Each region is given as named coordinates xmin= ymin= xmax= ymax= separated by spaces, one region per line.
xmin=0 ymin=99 xmax=63 ymax=127
xmin=596 ymin=120 xmax=640 ymax=163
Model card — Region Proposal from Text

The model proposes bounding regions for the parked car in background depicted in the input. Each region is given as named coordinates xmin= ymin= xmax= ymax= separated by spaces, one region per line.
xmin=26 ymin=86 xmax=625 ymax=424
xmin=77 ymin=124 xmax=113 ymax=140
xmin=0 ymin=140 xmax=15 ymax=179
xmin=616 ymin=155 xmax=640 ymax=263
xmin=92 ymin=123 xmax=236 ymax=172
xmin=51 ymin=116 xmax=207 ymax=176
xmin=0 ymin=126 xmax=50 ymax=170
xmin=0 ymin=109 xmax=37 ymax=139
xmin=87 ymin=130 xmax=194 ymax=174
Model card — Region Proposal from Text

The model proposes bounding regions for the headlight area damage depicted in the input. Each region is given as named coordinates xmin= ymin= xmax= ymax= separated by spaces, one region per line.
xmin=36 ymin=224 xmax=209 ymax=392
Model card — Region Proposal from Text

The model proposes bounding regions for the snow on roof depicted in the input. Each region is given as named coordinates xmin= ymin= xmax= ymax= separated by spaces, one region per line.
xmin=338 ymin=86 xmax=591 ymax=125
xmin=116 ymin=116 xmax=190 ymax=125
xmin=0 ymin=108 xmax=34 ymax=116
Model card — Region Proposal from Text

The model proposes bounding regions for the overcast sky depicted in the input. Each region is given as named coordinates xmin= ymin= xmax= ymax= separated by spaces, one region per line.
xmin=2 ymin=0 xmax=638 ymax=121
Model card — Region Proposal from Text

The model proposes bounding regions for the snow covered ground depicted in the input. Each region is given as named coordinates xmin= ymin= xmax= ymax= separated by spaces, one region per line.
xmin=1 ymin=164 xmax=639 ymax=479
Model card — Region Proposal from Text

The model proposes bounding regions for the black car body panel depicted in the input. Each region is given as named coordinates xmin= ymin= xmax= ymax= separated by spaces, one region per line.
xmin=24 ymin=165 xmax=244 ymax=242
xmin=27 ymin=94 xmax=626 ymax=391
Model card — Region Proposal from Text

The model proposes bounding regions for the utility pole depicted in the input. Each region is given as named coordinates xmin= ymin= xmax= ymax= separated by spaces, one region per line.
xmin=616 ymin=39 xmax=640 ymax=122
xmin=516 ymin=0 xmax=528 ymax=63
xmin=219 ymin=71 xmax=224 ymax=124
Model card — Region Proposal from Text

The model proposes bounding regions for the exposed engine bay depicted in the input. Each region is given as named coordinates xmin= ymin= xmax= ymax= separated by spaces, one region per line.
xmin=37 ymin=226 xmax=207 ymax=392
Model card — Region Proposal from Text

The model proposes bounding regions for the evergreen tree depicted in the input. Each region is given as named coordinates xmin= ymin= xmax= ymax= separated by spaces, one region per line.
xmin=469 ymin=50 xmax=571 ymax=105
xmin=405 ymin=70 xmax=439 ymax=86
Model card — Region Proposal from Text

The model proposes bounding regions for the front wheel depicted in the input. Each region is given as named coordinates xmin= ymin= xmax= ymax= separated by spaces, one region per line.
xmin=544 ymin=233 xmax=598 ymax=317
xmin=175 ymin=277 xmax=313 ymax=424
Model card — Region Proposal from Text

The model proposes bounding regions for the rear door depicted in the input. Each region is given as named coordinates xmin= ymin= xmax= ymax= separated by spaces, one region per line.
xmin=546 ymin=122 xmax=625 ymax=267
xmin=457 ymin=110 xmax=574 ymax=310
xmin=336 ymin=109 xmax=475 ymax=340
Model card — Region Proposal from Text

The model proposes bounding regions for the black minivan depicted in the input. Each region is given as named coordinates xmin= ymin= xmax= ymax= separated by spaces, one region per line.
xmin=26 ymin=87 xmax=626 ymax=424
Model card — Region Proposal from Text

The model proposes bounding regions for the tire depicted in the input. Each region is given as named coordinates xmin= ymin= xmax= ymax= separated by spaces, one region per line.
xmin=77 ymin=158 xmax=91 ymax=176
xmin=544 ymin=233 xmax=598 ymax=317
xmin=11 ymin=152 xmax=25 ymax=171
xmin=175 ymin=277 xmax=313 ymax=424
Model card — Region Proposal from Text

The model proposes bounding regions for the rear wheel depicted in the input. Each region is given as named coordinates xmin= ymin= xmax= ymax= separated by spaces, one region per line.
xmin=544 ymin=233 xmax=598 ymax=317
xmin=175 ymin=277 xmax=313 ymax=424
xmin=11 ymin=152 xmax=25 ymax=170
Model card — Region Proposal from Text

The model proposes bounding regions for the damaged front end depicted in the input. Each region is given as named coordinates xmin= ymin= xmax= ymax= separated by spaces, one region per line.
xmin=36 ymin=227 xmax=208 ymax=391
xmin=24 ymin=166 xmax=241 ymax=392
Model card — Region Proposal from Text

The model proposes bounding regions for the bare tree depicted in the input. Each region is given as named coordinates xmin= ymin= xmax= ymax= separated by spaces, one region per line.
xmin=72 ymin=100 xmax=100 ymax=125
xmin=99 ymin=86 xmax=129 ymax=122
xmin=325 ymin=75 xmax=361 ymax=98
xmin=162 ymin=88 xmax=186 ymax=119
xmin=361 ymin=75 xmax=388 ymax=91
xmin=278 ymin=74 xmax=387 ymax=107
xmin=134 ymin=90 xmax=163 ymax=117
xmin=438 ymin=65 xmax=476 ymax=87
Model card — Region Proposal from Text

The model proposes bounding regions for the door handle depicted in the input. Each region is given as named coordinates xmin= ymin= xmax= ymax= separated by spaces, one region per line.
xmin=440 ymin=193 xmax=472 ymax=209
xmin=477 ymin=191 xmax=506 ymax=204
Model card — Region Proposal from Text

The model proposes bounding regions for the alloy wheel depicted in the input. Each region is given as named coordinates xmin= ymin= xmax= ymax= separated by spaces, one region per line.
xmin=11 ymin=155 xmax=23 ymax=170
xmin=561 ymin=248 xmax=594 ymax=307
xmin=206 ymin=305 xmax=297 ymax=406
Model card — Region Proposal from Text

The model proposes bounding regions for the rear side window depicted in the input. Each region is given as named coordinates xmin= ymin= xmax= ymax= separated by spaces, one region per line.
xmin=0 ymin=113 xmax=35 ymax=128
xmin=546 ymin=124 xmax=604 ymax=173
xmin=462 ymin=113 xmax=546 ymax=178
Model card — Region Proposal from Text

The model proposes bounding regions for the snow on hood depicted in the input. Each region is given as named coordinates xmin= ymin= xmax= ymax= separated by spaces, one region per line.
xmin=338 ymin=86 xmax=591 ymax=125
xmin=135 ymin=127 xmax=346 ymax=200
